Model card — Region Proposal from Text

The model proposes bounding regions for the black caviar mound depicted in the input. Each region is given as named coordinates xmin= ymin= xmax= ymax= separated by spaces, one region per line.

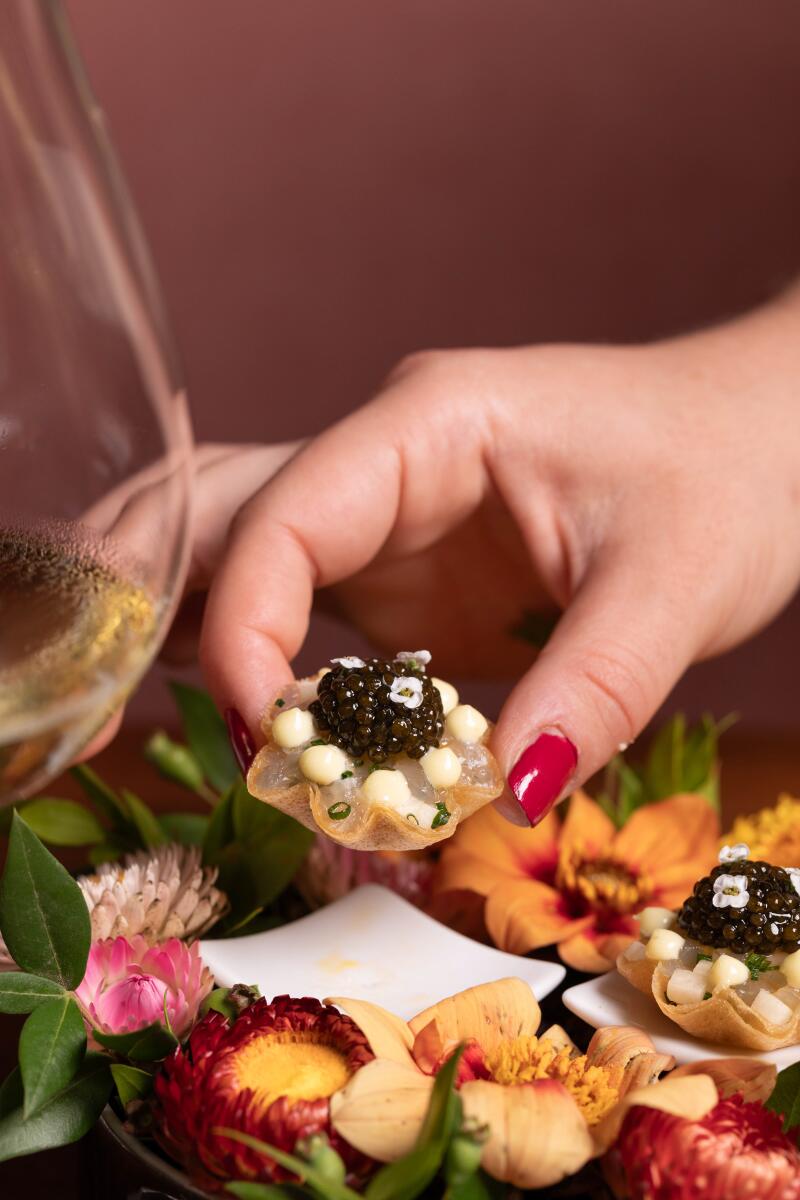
xmin=309 ymin=657 xmax=445 ymax=763
xmin=677 ymin=860 xmax=800 ymax=956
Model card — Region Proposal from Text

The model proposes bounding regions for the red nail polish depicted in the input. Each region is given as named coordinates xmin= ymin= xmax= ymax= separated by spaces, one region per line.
xmin=225 ymin=707 xmax=256 ymax=776
xmin=508 ymin=732 xmax=577 ymax=826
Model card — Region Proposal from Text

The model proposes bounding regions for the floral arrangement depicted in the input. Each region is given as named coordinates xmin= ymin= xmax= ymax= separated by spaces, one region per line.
xmin=2 ymin=690 xmax=800 ymax=1197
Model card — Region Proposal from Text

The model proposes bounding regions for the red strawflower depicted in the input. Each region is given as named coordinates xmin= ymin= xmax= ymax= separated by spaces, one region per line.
xmin=153 ymin=995 xmax=374 ymax=1192
xmin=609 ymin=1093 xmax=800 ymax=1200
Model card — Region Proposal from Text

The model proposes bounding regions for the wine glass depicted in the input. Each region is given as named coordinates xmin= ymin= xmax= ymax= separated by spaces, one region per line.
xmin=0 ymin=1 xmax=192 ymax=804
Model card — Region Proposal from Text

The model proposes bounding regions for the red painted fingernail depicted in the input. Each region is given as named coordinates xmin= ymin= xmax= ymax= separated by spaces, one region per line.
xmin=508 ymin=732 xmax=578 ymax=826
xmin=225 ymin=707 xmax=256 ymax=776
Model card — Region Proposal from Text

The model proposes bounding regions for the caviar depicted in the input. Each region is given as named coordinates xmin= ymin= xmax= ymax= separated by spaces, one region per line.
xmin=309 ymin=658 xmax=444 ymax=763
xmin=677 ymin=860 xmax=800 ymax=956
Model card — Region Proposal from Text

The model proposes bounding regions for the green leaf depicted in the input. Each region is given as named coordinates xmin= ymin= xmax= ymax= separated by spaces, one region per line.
xmin=446 ymin=1175 xmax=496 ymax=1200
xmin=19 ymin=995 xmax=86 ymax=1117
xmin=144 ymin=730 xmax=209 ymax=795
xmin=214 ymin=1129 xmax=360 ymax=1200
xmin=0 ymin=812 xmax=90 ymax=988
xmin=121 ymin=789 xmax=166 ymax=849
xmin=0 ymin=973 xmax=65 ymax=1014
xmin=170 ymin=682 xmax=238 ymax=792
xmin=767 ymin=1060 xmax=800 ymax=1134
xmin=69 ymin=764 xmax=132 ymax=835
xmin=93 ymin=1022 xmax=178 ymax=1063
xmin=0 ymin=1053 xmax=111 ymax=1163
xmin=206 ymin=781 xmax=312 ymax=930
xmin=110 ymin=1063 xmax=153 ymax=1106
xmin=87 ymin=839 xmax=130 ymax=867
xmin=202 ymin=784 xmax=236 ymax=863
xmin=19 ymin=799 xmax=105 ymax=847
xmin=365 ymin=1046 xmax=464 ymax=1200
xmin=159 ymin=811 xmax=210 ymax=846
xmin=202 ymin=987 xmax=238 ymax=1020
xmin=0 ymin=1069 xmax=21 ymax=1119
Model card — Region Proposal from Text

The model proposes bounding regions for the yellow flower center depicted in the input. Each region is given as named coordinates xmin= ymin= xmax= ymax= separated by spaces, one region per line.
xmin=485 ymin=1035 xmax=620 ymax=1126
xmin=231 ymin=1032 xmax=352 ymax=1110
xmin=726 ymin=795 xmax=800 ymax=863
xmin=557 ymin=847 xmax=649 ymax=915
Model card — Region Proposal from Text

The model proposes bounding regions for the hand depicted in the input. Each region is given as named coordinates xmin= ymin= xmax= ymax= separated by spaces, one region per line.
xmin=192 ymin=288 xmax=800 ymax=826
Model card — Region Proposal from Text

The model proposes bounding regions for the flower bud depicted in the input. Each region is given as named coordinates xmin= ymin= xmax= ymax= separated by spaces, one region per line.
xmin=297 ymin=1134 xmax=347 ymax=1184
xmin=145 ymin=731 xmax=206 ymax=794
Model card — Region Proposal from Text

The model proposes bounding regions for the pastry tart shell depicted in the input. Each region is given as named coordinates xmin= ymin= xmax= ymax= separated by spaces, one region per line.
xmin=617 ymin=953 xmax=800 ymax=1051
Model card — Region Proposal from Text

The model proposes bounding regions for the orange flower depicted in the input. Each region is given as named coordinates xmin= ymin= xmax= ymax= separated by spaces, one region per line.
xmin=433 ymin=790 xmax=719 ymax=972
xmin=326 ymin=978 xmax=714 ymax=1190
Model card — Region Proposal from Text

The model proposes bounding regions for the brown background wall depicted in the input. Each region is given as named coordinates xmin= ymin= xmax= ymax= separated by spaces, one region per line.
xmin=65 ymin=0 xmax=800 ymax=732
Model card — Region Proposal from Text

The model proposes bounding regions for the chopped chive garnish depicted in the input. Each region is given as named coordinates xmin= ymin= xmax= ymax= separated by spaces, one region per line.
xmin=327 ymin=801 xmax=351 ymax=820
xmin=310 ymin=738 xmax=327 ymax=747
xmin=406 ymin=813 xmax=420 ymax=825
xmin=274 ymin=697 xmax=285 ymax=707
xmin=340 ymin=770 xmax=353 ymax=779
xmin=696 ymin=952 xmax=712 ymax=962
xmin=431 ymin=801 xmax=450 ymax=830
xmin=703 ymin=992 xmax=712 ymax=1000
xmin=745 ymin=951 xmax=775 ymax=980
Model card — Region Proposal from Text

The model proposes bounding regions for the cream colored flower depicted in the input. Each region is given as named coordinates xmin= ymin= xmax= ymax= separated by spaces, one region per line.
xmin=79 ymin=844 xmax=228 ymax=944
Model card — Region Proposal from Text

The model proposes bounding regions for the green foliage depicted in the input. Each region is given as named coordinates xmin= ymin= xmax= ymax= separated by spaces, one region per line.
xmin=122 ymin=788 xmax=166 ymax=848
xmin=170 ymin=681 xmax=238 ymax=792
xmin=0 ymin=973 xmax=65 ymax=1015
xmin=18 ymin=799 xmax=105 ymax=847
xmin=110 ymin=1064 xmax=153 ymax=1106
xmin=94 ymin=1022 xmax=178 ymax=1063
xmin=0 ymin=1056 xmax=112 ymax=1163
xmin=767 ymin=1061 xmax=800 ymax=1136
xmin=596 ymin=712 xmax=734 ymax=828
xmin=19 ymin=995 xmax=86 ymax=1117
xmin=0 ymin=812 xmax=90 ymax=988
xmin=204 ymin=779 xmax=313 ymax=935
xmin=70 ymin=764 xmax=137 ymax=842
xmin=159 ymin=811 xmax=210 ymax=846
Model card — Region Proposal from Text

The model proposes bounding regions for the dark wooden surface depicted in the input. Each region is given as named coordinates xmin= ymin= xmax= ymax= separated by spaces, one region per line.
xmin=1 ymin=728 xmax=799 ymax=1198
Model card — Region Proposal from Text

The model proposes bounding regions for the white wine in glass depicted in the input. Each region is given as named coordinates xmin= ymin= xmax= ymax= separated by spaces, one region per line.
xmin=0 ymin=2 xmax=192 ymax=803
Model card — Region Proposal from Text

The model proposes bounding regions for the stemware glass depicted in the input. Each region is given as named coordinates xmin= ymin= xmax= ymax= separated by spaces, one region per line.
xmin=0 ymin=1 xmax=193 ymax=804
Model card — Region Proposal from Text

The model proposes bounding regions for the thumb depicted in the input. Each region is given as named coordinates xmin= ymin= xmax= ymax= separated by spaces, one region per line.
xmin=491 ymin=552 xmax=701 ymax=826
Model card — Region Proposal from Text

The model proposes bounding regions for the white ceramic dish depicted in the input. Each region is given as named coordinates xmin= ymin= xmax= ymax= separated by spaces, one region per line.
xmin=200 ymin=883 xmax=565 ymax=1019
xmin=563 ymin=969 xmax=800 ymax=1068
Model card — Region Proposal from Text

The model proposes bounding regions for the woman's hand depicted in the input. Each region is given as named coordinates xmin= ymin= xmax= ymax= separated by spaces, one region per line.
xmin=193 ymin=288 xmax=800 ymax=826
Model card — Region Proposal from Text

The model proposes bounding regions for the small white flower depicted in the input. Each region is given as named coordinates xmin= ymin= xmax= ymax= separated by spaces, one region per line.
xmin=784 ymin=867 xmax=800 ymax=899
xmin=396 ymin=650 xmax=432 ymax=667
xmin=389 ymin=675 xmax=424 ymax=709
xmin=719 ymin=843 xmax=750 ymax=864
xmin=712 ymin=873 xmax=749 ymax=909
xmin=332 ymin=656 xmax=365 ymax=670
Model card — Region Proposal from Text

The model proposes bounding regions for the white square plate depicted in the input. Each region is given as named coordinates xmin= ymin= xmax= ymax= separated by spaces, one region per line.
xmin=563 ymin=970 xmax=800 ymax=1068
xmin=200 ymin=883 xmax=565 ymax=1019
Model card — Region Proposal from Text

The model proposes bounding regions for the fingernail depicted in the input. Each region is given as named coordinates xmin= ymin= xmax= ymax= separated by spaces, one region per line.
xmin=224 ymin=707 xmax=256 ymax=776
xmin=508 ymin=731 xmax=578 ymax=826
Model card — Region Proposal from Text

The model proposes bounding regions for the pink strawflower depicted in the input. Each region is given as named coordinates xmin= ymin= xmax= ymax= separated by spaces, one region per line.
xmin=75 ymin=934 xmax=213 ymax=1046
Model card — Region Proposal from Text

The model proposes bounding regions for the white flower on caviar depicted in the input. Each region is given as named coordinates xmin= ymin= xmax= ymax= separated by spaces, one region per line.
xmin=718 ymin=843 xmax=750 ymax=864
xmin=389 ymin=675 xmax=424 ymax=709
xmin=783 ymin=867 xmax=800 ymax=899
xmin=712 ymin=873 xmax=750 ymax=909
xmin=395 ymin=649 xmax=432 ymax=667
xmin=331 ymin=656 xmax=365 ymax=669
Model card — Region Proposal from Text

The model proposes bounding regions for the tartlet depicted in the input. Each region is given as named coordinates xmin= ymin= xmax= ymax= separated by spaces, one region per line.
xmin=246 ymin=651 xmax=504 ymax=851
xmin=617 ymin=844 xmax=800 ymax=1050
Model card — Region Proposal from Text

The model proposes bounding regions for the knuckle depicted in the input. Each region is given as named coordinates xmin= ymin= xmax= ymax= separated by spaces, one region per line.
xmin=573 ymin=642 xmax=657 ymax=746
